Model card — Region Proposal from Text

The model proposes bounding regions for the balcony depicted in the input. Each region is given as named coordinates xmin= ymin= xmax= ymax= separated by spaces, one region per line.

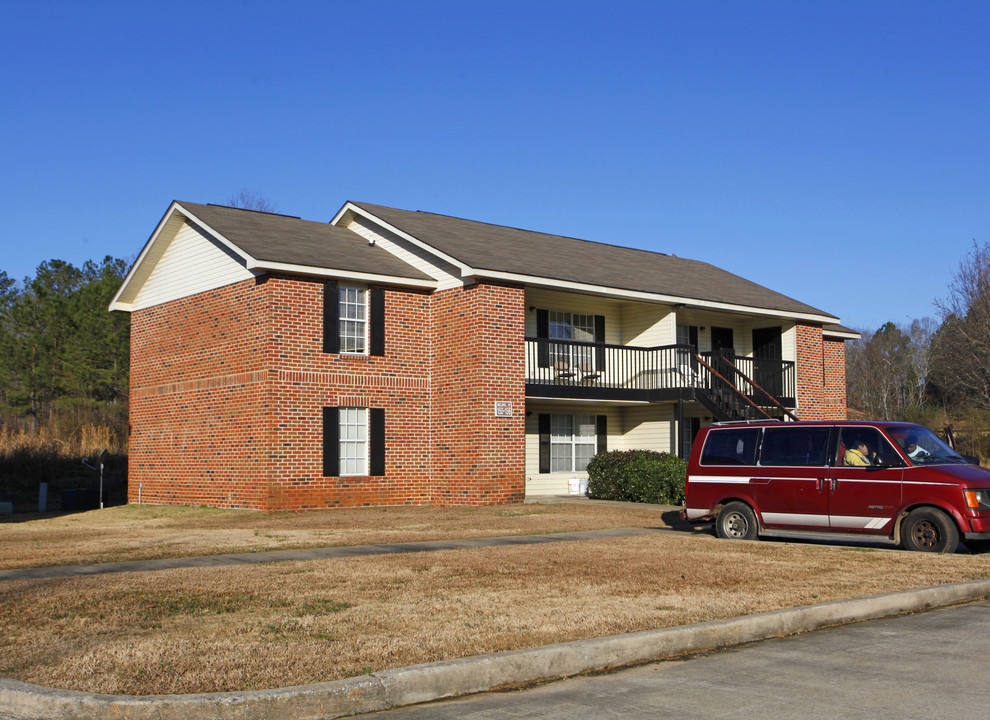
xmin=525 ymin=338 xmax=796 ymax=418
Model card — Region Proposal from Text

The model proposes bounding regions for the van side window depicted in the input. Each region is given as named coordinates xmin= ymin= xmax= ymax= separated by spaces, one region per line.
xmin=837 ymin=427 xmax=905 ymax=467
xmin=700 ymin=428 xmax=760 ymax=466
xmin=760 ymin=427 xmax=830 ymax=466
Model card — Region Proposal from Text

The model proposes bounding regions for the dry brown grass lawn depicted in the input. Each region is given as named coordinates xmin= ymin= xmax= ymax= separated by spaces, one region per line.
xmin=3 ymin=503 xmax=990 ymax=696
xmin=0 ymin=502 xmax=668 ymax=570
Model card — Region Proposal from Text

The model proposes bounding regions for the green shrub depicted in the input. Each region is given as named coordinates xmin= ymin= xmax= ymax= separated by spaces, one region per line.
xmin=587 ymin=450 xmax=687 ymax=505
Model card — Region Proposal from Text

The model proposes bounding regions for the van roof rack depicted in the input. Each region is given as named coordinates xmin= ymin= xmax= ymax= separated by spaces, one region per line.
xmin=713 ymin=419 xmax=784 ymax=425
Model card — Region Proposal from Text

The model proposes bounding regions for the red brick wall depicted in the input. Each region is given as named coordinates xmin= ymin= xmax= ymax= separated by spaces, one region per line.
xmin=128 ymin=279 xmax=273 ymax=509
xmin=429 ymin=283 xmax=527 ymax=505
xmin=263 ymin=277 xmax=435 ymax=511
xmin=128 ymin=275 xmax=526 ymax=511
xmin=795 ymin=324 xmax=848 ymax=420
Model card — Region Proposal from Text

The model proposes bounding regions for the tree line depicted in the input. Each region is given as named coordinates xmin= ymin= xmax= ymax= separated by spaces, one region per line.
xmin=0 ymin=257 xmax=130 ymax=456
xmin=1 ymin=236 xmax=986 ymax=462
xmin=846 ymin=241 xmax=990 ymax=460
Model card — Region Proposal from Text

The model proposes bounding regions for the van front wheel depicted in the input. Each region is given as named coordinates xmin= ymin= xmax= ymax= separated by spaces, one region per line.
xmin=901 ymin=508 xmax=959 ymax=553
xmin=716 ymin=502 xmax=759 ymax=541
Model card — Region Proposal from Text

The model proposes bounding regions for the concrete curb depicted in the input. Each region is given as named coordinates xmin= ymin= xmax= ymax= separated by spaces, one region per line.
xmin=3 ymin=579 xmax=989 ymax=720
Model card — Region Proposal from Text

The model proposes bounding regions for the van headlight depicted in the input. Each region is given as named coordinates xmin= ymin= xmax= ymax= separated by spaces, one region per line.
xmin=964 ymin=489 xmax=990 ymax=510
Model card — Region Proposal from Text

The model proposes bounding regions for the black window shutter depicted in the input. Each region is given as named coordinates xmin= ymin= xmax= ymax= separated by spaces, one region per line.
xmin=369 ymin=408 xmax=385 ymax=476
xmin=322 ymin=281 xmax=339 ymax=354
xmin=538 ymin=414 xmax=551 ymax=473
xmin=536 ymin=309 xmax=550 ymax=367
xmin=594 ymin=315 xmax=606 ymax=369
xmin=369 ymin=288 xmax=385 ymax=356
xmin=322 ymin=407 xmax=339 ymax=477
xmin=596 ymin=415 xmax=607 ymax=455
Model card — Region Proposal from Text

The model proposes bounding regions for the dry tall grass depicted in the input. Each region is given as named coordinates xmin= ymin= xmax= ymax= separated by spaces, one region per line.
xmin=0 ymin=503 xmax=670 ymax=569
xmin=2 ymin=533 xmax=988 ymax=695
xmin=0 ymin=423 xmax=125 ymax=457
xmin=2 ymin=503 xmax=990 ymax=695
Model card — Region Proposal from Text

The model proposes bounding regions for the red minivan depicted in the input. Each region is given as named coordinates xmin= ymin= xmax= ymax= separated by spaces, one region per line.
xmin=684 ymin=421 xmax=990 ymax=553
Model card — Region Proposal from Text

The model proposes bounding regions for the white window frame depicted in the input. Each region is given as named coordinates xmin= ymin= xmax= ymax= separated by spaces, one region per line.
xmin=550 ymin=414 xmax=597 ymax=473
xmin=339 ymin=285 xmax=368 ymax=354
xmin=338 ymin=407 xmax=368 ymax=476
xmin=549 ymin=311 xmax=596 ymax=371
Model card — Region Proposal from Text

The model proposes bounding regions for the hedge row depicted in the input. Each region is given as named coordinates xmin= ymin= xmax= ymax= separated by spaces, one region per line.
xmin=587 ymin=449 xmax=687 ymax=505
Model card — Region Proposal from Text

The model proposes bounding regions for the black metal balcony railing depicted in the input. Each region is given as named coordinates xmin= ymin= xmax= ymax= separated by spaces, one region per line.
xmin=525 ymin=338 xmax=796 ymax=416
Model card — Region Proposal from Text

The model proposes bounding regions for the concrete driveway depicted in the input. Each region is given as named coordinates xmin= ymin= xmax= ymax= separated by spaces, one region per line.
xmin=361 ymin=599 xmax=990 ymax=719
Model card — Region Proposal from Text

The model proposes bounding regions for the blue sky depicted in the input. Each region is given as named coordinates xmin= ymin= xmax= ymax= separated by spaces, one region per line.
xmin=2 ymin=0 xmax=987 ymax=330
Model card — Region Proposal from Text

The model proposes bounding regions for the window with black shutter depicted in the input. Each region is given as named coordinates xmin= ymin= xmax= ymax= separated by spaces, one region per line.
xmin=324 ymin=284 xmax=385 ymax=356
xmin=322 ymin=406 xmax=386 ymax=477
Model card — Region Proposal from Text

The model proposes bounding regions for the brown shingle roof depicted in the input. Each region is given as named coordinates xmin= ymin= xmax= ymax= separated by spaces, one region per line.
xmin=349 ymin=202 xmax=837 ymax=319
xmin=177 ymin=201 xmax=434 ymax=282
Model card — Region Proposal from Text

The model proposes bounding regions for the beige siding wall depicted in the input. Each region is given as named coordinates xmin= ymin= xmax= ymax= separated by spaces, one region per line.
xmin=623 ymin=300 xmax=675 ymax=346
xmin=524 ymin=402 xmax=677 ymax=496
xmin=524 ymin=289 xmax=623 ymax=342
xmin=671 ymin=310 xmax=797 ymax=361
xmin=524 ymin=289 xmax=674 ymax=346
xmin=131 ymin=221 xmax=254 ymax=311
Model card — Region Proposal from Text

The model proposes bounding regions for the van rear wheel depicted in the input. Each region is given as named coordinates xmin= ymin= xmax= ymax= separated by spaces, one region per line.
xmin=901 ymin=508 xmax=959 ymax=553
xmin=716 ymin=502 xmax=759 ymax=541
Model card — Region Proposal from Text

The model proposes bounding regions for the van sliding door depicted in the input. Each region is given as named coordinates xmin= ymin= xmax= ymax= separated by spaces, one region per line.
xmin=752 ymin=426 xmax=831 ymax=530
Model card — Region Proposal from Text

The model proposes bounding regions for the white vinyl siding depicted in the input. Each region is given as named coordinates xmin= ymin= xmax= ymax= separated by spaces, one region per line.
xmin=621 ymin=406 xmax=674 ymax=455
xmin=130 ymin=221 xmax=254 ymax=310
xmin=624 ymin=300 xmax=675 ymax=346
xmin=345 ymin=216 xmax=464 ymax=290
xmin=524 ymin=288 xmax=676 ymax=348
xmin=525 ymin=289 xmax=621 ymax=344
xmin=525 ymin=405 xmax=676 ymax=495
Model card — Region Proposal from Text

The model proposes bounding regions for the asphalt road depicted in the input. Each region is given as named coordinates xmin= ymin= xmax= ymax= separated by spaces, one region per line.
xmin=361 ymin=599 xmax=990 ymax=719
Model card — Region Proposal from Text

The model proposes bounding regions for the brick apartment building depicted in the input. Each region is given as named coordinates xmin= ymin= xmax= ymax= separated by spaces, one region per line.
xmin=111 ymin=201 xmax=857 ymax=511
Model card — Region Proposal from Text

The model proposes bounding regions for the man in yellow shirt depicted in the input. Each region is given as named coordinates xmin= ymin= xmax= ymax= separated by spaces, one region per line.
xmin=843 ymin=439 xmax=872 ymax=466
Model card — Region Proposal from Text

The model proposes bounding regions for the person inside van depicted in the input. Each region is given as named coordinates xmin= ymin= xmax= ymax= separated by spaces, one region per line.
xmin=843 ymin=439 xmax=872 ymax=466
xmin=904 ymin=434 xmax=930 ymax=460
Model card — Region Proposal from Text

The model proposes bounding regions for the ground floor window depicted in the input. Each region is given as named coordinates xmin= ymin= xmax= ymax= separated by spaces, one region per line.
xmin=550 ymin=414 xmax=597 ymax=473
xmin=323 ymin=406 xmax=385 ymax=477
xmin=339 ymin=407 xmax=368 ymax=476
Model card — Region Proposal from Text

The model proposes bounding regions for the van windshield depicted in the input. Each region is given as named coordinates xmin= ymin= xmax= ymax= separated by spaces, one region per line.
xmin=884 ymin=425 xmax=967 ymax=465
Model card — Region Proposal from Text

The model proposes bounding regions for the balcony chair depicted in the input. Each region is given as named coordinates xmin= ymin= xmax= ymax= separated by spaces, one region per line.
xmin=553 ymin=360 xmax=576 ymax=379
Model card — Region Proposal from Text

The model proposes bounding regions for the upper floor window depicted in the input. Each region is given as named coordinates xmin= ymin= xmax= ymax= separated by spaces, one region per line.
xmin=324 ymin=282 xmax=385 ymax=356
xmin=549 ymin=311 xmax=595 ymax=342
xmin=339 ymin=286 xmax=367 ymax=354
xmin=534 ymin=309 xmax=605 ymax=373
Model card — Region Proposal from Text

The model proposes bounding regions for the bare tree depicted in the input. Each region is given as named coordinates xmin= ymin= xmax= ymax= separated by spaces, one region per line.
xmin=846 ymin=318 xmax=937 ymax=420
xmin=847 ymin=323 xmax=909 ymax=418
xmin=904 ymin=317 xmax=937 ymax=408
xmin=226 ymin=189 xmax=277 ymax=213
xmin=932 ymin=240 xmax=990 ymax=408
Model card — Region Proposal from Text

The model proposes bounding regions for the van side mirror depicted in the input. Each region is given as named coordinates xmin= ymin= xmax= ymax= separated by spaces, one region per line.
xmin=962 ymin=454 xmax=981 ymax=465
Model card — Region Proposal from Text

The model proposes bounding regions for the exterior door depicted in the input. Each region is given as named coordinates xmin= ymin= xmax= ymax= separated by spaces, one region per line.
xmin=710 ymin=327 xmax=735 ymax=386
xmin=827 ymin=427 xmax=904 ymax=534
xmin=752 ymin=327 xmax=783 ymax=397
